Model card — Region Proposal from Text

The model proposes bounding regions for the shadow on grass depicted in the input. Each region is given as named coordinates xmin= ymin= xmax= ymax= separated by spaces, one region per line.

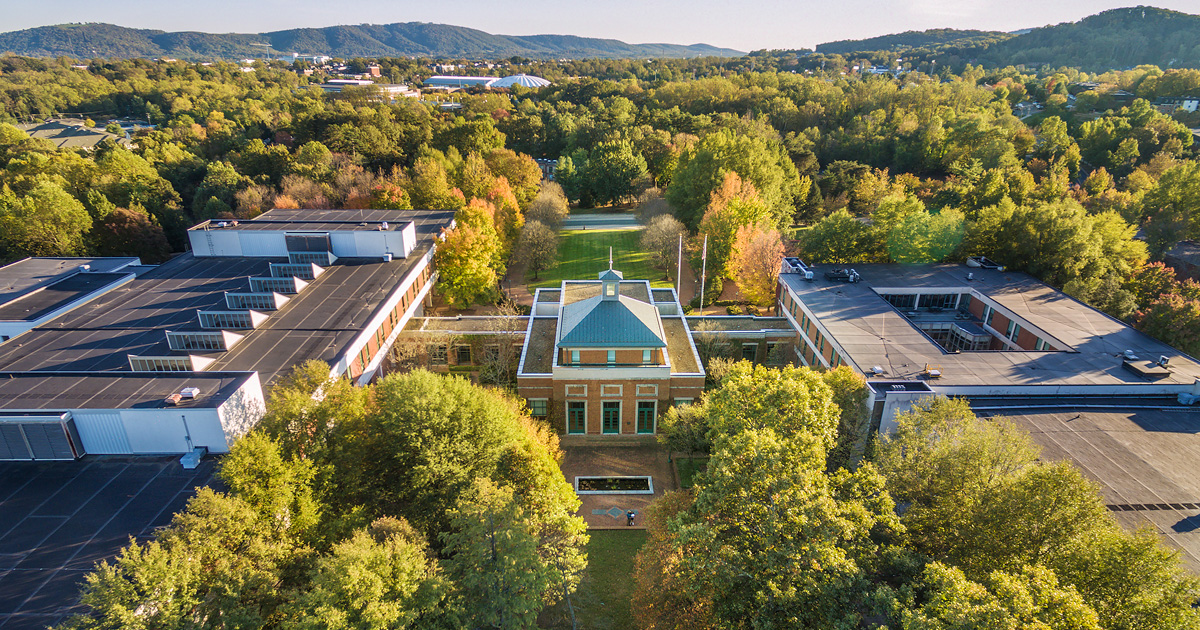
xmin=538 ymin=529 xmax=648 ymax=630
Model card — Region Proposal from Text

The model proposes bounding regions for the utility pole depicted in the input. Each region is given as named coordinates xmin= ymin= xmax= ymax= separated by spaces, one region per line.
xmin=675 ymin=233 xmax=683 ymax=296
xmin=699 ymin=234 xmax=708 ymax=315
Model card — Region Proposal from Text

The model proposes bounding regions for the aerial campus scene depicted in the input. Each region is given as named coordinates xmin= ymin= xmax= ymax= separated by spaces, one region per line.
xmin=4 ymin=1 xmax=1200 ymax=628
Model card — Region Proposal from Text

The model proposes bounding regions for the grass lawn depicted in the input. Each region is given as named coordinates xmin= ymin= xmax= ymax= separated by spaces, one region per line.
xmin=539 ymin=530 xmax=649 ymax=629
xmin=530 ymin=229 xmax=672 ymax=289
xmin=675 ymin=457 xmax=709 ymax=489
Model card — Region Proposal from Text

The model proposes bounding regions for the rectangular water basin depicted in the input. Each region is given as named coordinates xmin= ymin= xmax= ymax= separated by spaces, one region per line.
xmin=574 ymin=475 xmax=655 ymax=495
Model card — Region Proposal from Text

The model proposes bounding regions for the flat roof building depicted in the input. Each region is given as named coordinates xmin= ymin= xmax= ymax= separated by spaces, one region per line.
xmin=517 ymin=269 xmax=705 ymax=437
xmin=0 ymin=208 xmax=455 ymax=461
xmin=776 ymin=259 xmax=1200 ymax=428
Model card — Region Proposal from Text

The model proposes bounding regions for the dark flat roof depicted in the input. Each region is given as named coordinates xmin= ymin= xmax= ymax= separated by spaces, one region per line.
xmin=0 ymin=456 xmax=220 ymax=628
xmin=1004 ymin=408 xmax=1200 ymax=572
xmin=0 ymin=372 xmax=252 ymax=410
xmin=0 ymin=273 xmax=130 ymax=322
xmin=0 ymin=258 xmax=137 ymax=305
xmin=0 ymin=253 xmax=430 ymax=390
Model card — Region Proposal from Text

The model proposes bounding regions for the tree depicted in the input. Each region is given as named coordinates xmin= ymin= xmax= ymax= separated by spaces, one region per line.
xmin=93 ymin=206 xmax=171 ymax=263
xmin=525 ymin=182 xmax=569 ymax=229
xmin=1142 ymin=161 xmax=1200 ymax=255
xmin=435 ymin=202 xmax=504 ymax=309
xmin=630 ymin=491 xmax=716 ymax=630
xmin=0 ymin=180 xmax=92 ymax=257
xmin=886 ymin=209 xmax=966 ymax=263
xmin=899 ymin=562 xmax=1101 ymax=630
xmin=641 ymin=214 xmax=687 ymax=280
xmin=582 ymin=140 xmax=649 ymax=206
xmin=634 ymin=187 xmax=674 ymax=224
xmin=441 ymin=479 xmax=553 ymax=630
xmin=656 ymin=401 xmax=712 ymax=460
xmin=822 ymin=367 xmax=870 ymax=471
xmin=1136 ymin=292 xmax=1200 ymax=356
xmin=799 ymin=208 xmax=881 ymax=264
xmin=729 ymin=222 xmax=783 ymax=307
xmin=515 ymin=220 xmax=558 ymax=280
xmin=667 ymin=128 xmax=804 ymax=229
xmin=285 ymin=519 xmax=446 ymax=630
xmin=697 ymin=172 xmax=773 ymax=278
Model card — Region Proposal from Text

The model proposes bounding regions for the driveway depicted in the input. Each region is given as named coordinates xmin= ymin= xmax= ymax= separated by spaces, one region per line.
xmin=561 ymin=214 xmax=641 ymax=231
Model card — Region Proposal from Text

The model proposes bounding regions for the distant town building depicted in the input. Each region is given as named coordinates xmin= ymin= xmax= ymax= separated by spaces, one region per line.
xmin=1156 ymin=96 xmax=1200 ymax=113
xmin=317 ymin=80 xmax=419 ymax=98
xmin=422 ymin=74 xmax=551 ymax=91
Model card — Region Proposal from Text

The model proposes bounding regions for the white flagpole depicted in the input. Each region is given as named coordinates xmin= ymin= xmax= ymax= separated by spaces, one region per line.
xmin=609 ymin=246 xmax=613 ymax=270
xmin=675 ymin=233 xmax=683 ymax=296
xmin=699 ymin=234 xmax=708 ymax=314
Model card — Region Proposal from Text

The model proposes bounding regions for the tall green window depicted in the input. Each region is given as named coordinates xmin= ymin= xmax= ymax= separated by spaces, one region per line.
xmin=636 ymin=401 xmax=655 ymax=434
xmin=567 ymin=401 xmax=586 ymax=434
xmin=602 ymin=401 xmax=620 ymax=434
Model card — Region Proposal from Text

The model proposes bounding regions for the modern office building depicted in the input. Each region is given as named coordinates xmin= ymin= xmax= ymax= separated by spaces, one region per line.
xmin=0 ymin=208 xmax=455 ymax=460
xmin=776 ymin=258 xmax=1200 ymax=428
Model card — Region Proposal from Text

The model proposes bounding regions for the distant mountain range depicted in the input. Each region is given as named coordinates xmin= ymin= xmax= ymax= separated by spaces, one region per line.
xmin=815 ymin=29 xmax=1015 ymax=55
xmin=0 ymin=22 xmax=743 ymax=61
xmin=803 ymin=6 xmax=1200 ymax=71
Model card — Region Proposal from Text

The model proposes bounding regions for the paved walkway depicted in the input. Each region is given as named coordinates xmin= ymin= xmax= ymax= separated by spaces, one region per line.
xmin=559 ymin=439 xmax=677 ymax=529
xmin=561 ymin=213 xmax=641 ymax=230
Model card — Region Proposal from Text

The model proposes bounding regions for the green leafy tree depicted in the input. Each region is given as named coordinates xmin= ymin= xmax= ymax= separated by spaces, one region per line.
xmin=800 ymin=208 xmax=882 ymax=264
xmin=581 ymin=139 xmax=649 ymax=206
xmin=668 ymin=128 xmax=804 ymax=229
xmin=441 ymin=479 xmax=553 ymax=630
xmin=0 ymin=180 xmax=92 ymax=256
xmin=886 ymin=209 xmax=966 ymax=263
xmin=285 ymin=519 xmax=446 ymax=630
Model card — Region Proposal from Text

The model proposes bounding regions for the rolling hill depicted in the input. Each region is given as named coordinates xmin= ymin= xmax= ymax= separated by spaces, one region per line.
xmin=815 ymin=28 xmax=1014 ymax=55
xmin=0 ymin=22 xmax=743 ymax=60
xmin=802 ymin=6 xmax=1200 ymax=71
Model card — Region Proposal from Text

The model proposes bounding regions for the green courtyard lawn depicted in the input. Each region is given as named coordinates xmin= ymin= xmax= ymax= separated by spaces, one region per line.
xmin=675 ymin=456 xmax=709 ymax=489
xmin=539 ymin=530 xmax=649 ymax=629
xmin=529 ymin=229 xmax=673 ymax=289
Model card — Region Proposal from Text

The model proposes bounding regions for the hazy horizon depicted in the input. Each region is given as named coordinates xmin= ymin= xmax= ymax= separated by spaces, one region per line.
xmin=4 ymin=1 xmax=1199 ymax=52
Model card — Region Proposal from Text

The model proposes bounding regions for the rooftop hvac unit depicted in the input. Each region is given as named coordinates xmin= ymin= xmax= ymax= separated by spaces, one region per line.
xmin=180 ymin=387 xmax=200 ymax=399
xmin=78 ymin=264 xmax=91 ymax=273
xmin=1123 ymin=349 xmax=1138 ymax=361
xmin=164 ymin=393 xmax=183 ymax=406
xmin=383 ymin=253 xmax=393 ymax=262
xmin=381 ymin=221 xmax=389 ymax=230
xmin=871 ymin=366 xmax=886 ymax=376
xmin=1159 ymin=356 xmax=1171 ymax=367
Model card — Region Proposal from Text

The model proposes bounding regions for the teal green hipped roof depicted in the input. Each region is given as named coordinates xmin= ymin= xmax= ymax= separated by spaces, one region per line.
xmin=558 ymin=294 xmax=666 ymax=348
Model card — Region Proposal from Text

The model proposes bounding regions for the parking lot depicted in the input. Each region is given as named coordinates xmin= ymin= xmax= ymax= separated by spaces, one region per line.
xmin=0 ymin=456 xmax=218 ymax=630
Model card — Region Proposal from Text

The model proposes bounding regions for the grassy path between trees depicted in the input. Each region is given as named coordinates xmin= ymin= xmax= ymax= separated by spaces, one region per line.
xmin=528 ymin=229 xmax=673 ymax=289
xmin=539 ymin=530 xmax=648 ymax=629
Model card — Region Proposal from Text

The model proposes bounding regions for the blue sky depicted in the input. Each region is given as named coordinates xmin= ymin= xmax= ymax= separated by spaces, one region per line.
xmin=6 ymin=0 xmax=1200 ymax=51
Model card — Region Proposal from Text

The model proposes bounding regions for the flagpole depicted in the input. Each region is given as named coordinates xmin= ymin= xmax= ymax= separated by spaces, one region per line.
xmin=699 ymin=234 xmax=708 ymax=315
xmin=675 ymin=233 xmax=682 ymax=296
